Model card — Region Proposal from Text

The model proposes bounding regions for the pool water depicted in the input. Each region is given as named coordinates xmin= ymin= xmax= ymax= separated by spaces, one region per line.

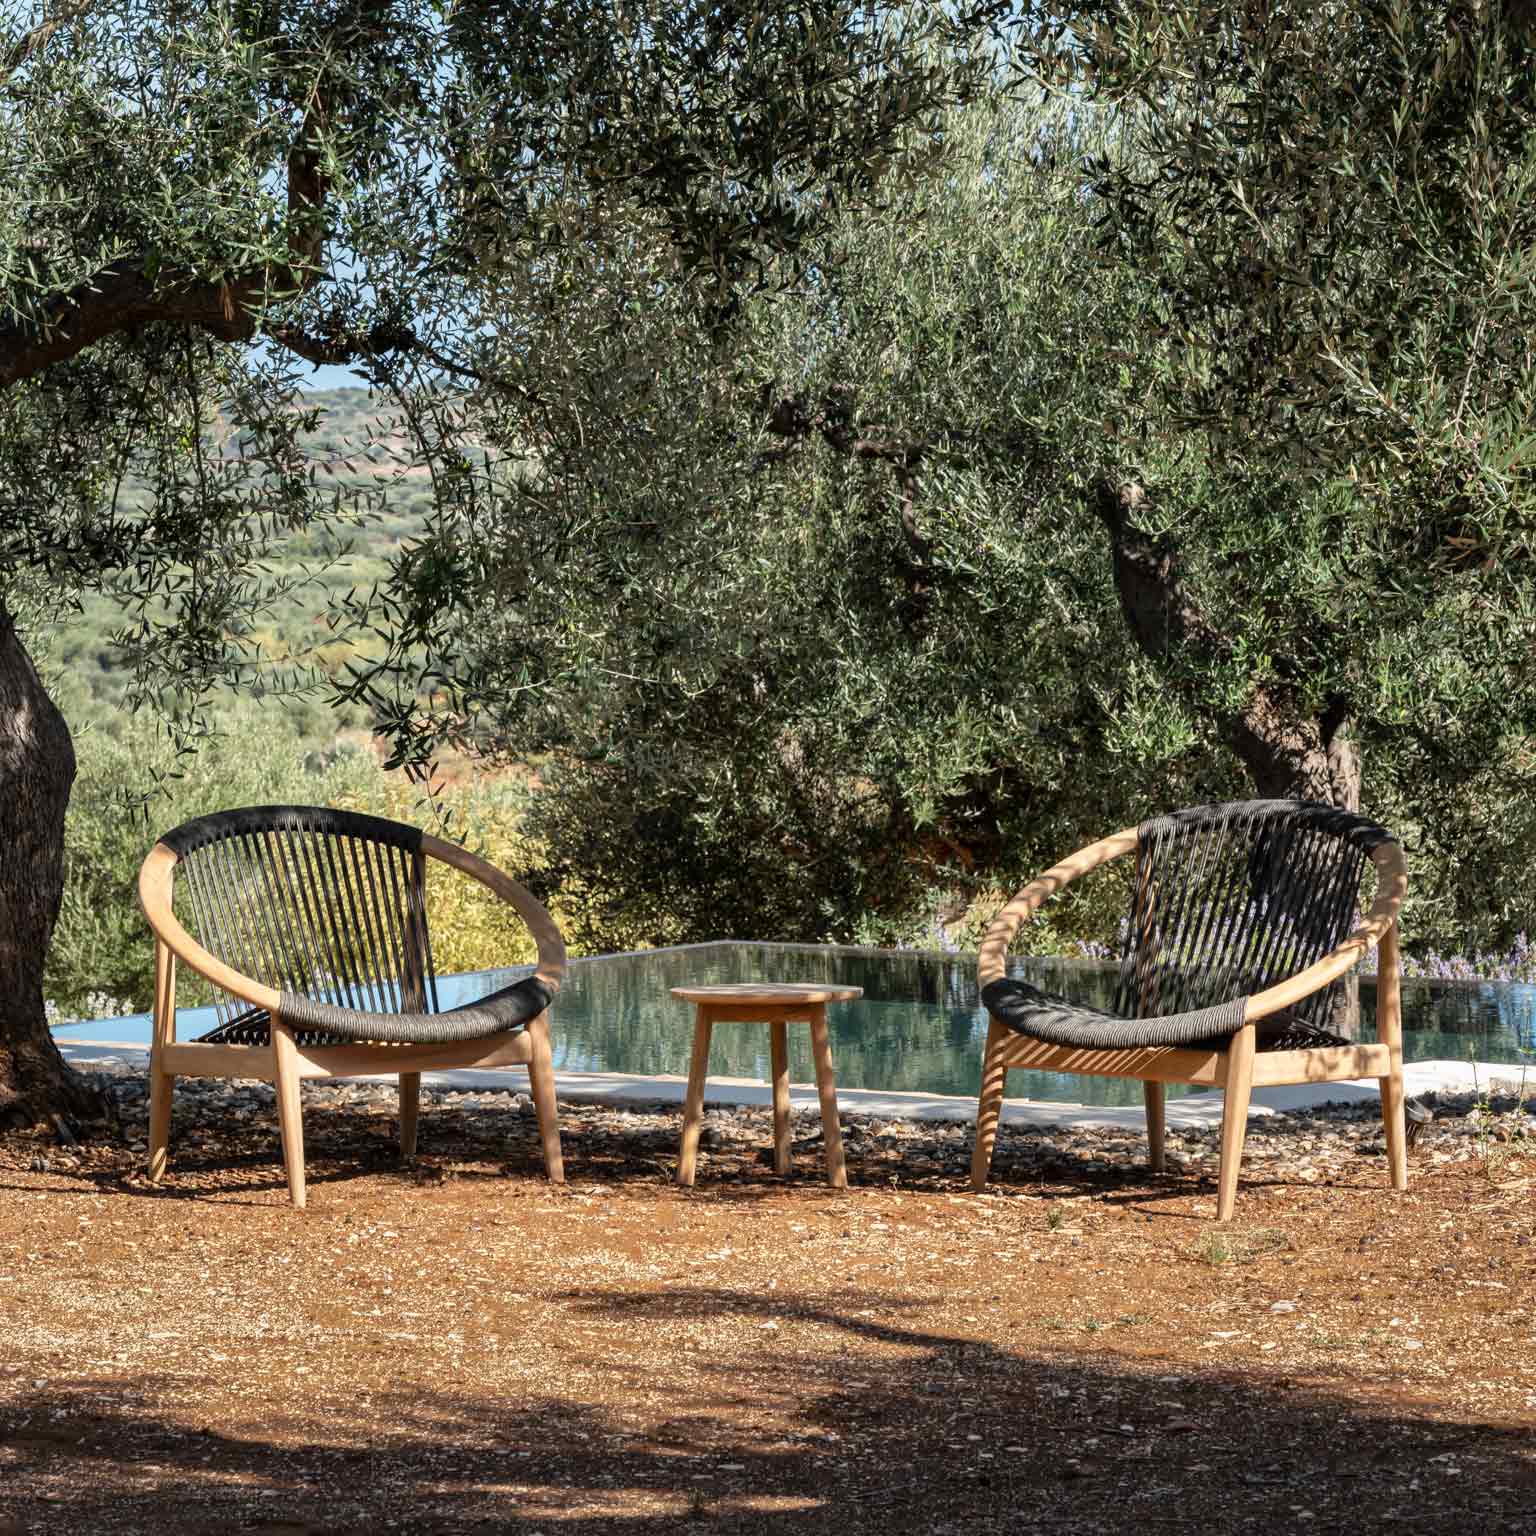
xmin=51 ymin=941 xmax=1535 ymax=1109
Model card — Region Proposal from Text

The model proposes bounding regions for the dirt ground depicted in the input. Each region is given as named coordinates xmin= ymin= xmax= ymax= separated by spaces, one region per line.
xmin=1 ymin=1088 xmax=1533 ymax=1536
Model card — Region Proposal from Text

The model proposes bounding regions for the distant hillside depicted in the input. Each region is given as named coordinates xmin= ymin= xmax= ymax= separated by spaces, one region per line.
xmin=43 ymin=389 xmax=439 ymax=747
xmin=275 ymin=388 xmax=438 ymax=487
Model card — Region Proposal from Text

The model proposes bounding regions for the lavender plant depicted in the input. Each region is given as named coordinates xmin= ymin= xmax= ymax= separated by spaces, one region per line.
xmin=1360 ymin=933 xmax=1536 ymax=985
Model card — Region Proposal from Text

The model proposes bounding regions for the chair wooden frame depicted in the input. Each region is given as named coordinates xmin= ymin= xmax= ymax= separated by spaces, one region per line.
xmin=138 ymin=831 xmax=567 ymax=1209
xmin=970 ymin=824 xmax=1409 ymax=1220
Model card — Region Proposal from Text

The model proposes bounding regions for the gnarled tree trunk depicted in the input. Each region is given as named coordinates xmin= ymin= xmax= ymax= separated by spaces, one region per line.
xmin=1093 ymin=478 xmax=1362 ymax=811
xmin=0 ymin=604 xmax=101 ymax=1129
xmin=1093 ymin=479 xmax=1365 ymax=1033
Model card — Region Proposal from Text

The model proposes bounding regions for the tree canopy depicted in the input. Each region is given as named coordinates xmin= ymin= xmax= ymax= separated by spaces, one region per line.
xmin=1014 ymin=0 xmax=1536 ymax=934
xmin=336 ymin=92 xmax=1229 ymax=950
xmin=0 ymin=0 xmax=1006 ymax=1125
xmin=347 ymin=4 xmax=1536 ymax=952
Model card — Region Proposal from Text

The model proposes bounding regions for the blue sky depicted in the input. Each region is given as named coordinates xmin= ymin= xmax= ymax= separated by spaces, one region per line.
xmin=299 ymin=361 xmax=370 ymax=391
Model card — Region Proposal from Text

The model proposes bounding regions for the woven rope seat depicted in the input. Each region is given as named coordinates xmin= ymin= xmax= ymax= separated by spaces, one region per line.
xmin=138 ymin=804 xmax=568 ymax=1208
xmin=199 ymin=974 xmax=550 ymax=1049
xmin=979 ymin=981 xmax=1348 ymax=1052
xmin=971 ymin=799 xmax=1410 ymax=1221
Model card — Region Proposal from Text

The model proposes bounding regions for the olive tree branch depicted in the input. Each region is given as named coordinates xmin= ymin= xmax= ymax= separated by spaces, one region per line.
xmin=0 ymin=72 xmax=331 ymax=388
xmin=1093 ymin=476 xmax=1355 ymax=799
xmin=0 ymin=0 xmax=101 ymax=87
xmin=760 ymin=383 xmax=938 ymax=611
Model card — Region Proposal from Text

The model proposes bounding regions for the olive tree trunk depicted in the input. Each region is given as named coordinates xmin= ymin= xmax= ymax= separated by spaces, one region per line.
xmin=0 ymin=604 xmax=101 ymax=1129
xmin=1094 ymin=479 xmax=1362 ymax=808
xmin=1094 ymin=480 xmax=1366 ymax=1034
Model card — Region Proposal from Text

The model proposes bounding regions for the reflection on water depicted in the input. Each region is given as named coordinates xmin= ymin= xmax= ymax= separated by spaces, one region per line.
xmin=53 ymin=942 xmax=1534 ymax=1108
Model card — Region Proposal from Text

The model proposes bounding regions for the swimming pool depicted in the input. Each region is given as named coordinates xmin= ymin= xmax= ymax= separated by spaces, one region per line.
xmin=49 ymin=941 xmax=1535 ymax=1108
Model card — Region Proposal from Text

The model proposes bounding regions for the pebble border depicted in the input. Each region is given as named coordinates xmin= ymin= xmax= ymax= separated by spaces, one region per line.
xmin=42 ymin=1058 xmax=1534 ymax=1186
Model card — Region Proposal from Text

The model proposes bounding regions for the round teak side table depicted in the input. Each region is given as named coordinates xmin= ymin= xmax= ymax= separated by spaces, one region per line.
xmin=671 ymin=983 xmax=863 ymax=1188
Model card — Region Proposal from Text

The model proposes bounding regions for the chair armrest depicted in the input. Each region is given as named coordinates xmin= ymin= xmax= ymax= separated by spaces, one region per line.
xmin=420 ymin=834 xmax=567 ymax=996
xmin=978 ymin=827 xmax=1139 ymax=987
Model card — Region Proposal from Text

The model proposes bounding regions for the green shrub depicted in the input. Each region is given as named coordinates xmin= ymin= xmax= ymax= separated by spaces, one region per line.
xmin=330 ymin=769 xmax=552 ymax=976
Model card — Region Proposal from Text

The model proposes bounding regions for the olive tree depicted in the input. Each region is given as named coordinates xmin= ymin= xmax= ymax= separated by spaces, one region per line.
xmin=340 ymin=94 xmax=1245 ymax=949
xmin=353 ymin=4 xmax=1536 ymax=954
xmin=0 ymin=0 xmax=1004 ymax=1127
xmin=1011 ymin=2 xmax=1536 ymax=806
xmin=1000 ymin=0 xmax=1536 ymax=939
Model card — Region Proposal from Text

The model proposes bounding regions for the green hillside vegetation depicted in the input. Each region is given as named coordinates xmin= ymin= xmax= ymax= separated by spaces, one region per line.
xmin=34 ymin=388 xmax=561 ymax=1018
xmin=42 ymin=389 xmax=437 ymax=744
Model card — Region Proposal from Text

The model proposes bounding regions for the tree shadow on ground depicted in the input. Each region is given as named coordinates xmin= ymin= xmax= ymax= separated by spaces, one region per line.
xmin=3 ymin=1284 xmax=1532 ymax=1536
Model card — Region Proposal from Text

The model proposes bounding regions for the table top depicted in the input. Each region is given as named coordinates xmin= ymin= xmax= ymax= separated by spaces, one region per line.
xmin=670 ymin=982 xmax=864 ymax=1005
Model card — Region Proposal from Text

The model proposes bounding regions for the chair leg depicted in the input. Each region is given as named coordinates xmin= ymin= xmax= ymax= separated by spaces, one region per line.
xmin=971 ymin=1018 xmax=1009 ymax=1191
xmin=1377 ymin=920 xmax=1409 ymax=1191
xmin=526 ymin=1017 xmax=564 ymax=1184
xmin=1144 ymin=1080 xmax=1166 ymax=1172
xmin=399 ymin=1072 xmax=421 ymax=1160
xmin=271 ymin=1018 xmax=307 ymax=1211
xmin=1216 ymin=1023 xmax=1256 ymax=1222
xmin=769 ymin=1020 xmax=792 ymax=1175
xmin=1381 ymin=1066 xmax=1408 ymax=1191
xmin=148 ymin=938 xmax=176 ymax=1185
xmin=148 ymin=1068 xmax=174 ymax=1185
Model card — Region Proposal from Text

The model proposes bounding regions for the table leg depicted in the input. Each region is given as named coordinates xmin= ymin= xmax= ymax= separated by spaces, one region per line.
xmin=677 ymin=1006 xmax=713 ymax=1187
xmin=809 ymin=1008 xmax=847 ymax=1190
xmin=770 ymin=1019 xmax=791 ymax=1174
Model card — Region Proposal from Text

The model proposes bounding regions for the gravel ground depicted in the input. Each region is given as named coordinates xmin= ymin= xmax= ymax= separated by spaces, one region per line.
xmin=1 ymin=1063 xmax=1533 ymax=1536
xmin=41 ymin=1057 xmax=1536 ymax=1191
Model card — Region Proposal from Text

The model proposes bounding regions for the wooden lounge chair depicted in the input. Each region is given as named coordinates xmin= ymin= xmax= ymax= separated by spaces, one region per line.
xmin=137 ymin=805 xmax=567 ymax=1208
xmin=970 ymin=799 xmax=1409 ymax=1220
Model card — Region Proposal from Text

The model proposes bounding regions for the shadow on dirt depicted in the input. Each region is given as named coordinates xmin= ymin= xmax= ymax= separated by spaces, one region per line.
xmin=2 ymin=1281 xmax=1531 ymax=1536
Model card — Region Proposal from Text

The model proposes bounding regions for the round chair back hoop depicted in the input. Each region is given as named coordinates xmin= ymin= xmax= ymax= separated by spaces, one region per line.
xmin=142 ymin=804 xmax=564 ymax=1045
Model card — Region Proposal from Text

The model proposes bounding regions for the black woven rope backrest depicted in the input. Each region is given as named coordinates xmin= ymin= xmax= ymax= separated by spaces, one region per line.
xmin=1111 ymin=800 xmax=1392 ymax=1028
xmin=159 ymin=805 xmax=440 ymax=1027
